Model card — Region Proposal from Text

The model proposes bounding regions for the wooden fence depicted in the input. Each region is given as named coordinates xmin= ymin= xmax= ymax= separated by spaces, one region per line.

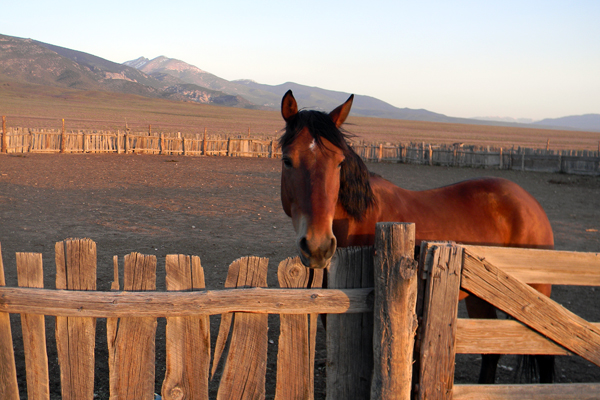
xmin=1 ymin=223 xmax=599 ymax=399
xmin=0 ymin=127 xmax=278 ymax=158
xmin=352 ymin=142 xmax=600 ymax=175
xmin=1 ymin=126 xmax=599 ymax=175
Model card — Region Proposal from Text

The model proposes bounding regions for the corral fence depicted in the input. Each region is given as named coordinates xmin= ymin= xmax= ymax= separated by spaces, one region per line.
xmin=352 ymin=141 xmax=600 ymax=176
xmin=1 ymin=223 xmax=599 ymax=399
xmin=1 ymin=122 xmax=599 ymax=175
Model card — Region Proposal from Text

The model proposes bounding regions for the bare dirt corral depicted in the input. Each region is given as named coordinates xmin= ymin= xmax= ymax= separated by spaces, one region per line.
xmin=0 ymin=153 xmax=599 ymax=399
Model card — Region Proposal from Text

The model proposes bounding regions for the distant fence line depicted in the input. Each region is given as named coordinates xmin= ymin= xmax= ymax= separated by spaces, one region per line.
xmin=1 ymin=125 xmax=599 ymax=176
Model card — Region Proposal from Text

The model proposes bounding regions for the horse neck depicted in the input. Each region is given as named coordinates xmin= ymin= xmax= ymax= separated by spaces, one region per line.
xmin=332 ymin=174 xmax=409 ymax=247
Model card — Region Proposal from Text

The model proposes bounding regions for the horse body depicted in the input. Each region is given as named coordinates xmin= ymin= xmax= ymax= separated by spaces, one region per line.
xmin=336 ymin=174 xmax=554 ymax=249
xmin=279 ymin=90 xmax=554 ymax=383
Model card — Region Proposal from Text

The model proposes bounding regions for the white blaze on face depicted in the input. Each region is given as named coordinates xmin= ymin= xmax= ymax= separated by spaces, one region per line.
xmin=309 ymin=139 xmax=317 ymax=152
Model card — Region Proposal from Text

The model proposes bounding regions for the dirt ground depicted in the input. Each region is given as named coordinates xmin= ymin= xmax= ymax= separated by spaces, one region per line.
xmin=0 ymin=153 xmax=599 ymax=399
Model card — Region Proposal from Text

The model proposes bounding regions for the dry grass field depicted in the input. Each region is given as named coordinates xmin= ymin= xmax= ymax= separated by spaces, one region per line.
xmin=2 ymin=79 xmax=599 ymax=150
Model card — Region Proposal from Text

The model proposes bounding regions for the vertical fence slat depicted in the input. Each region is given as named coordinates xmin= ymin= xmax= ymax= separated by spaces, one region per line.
xmin=162 ymin=255 xmax=210 ymax=400
xmin=275 ymin=257 xmax=322 ymax=400
xmin=371 ymin=222 xmax=418 ymax=400
xmin=17 ymin=252 xmax=50 ymax=400
xmin=326 ymin=247 xmax=374 ymax=399
xmin=0 ymin=243 xmax=19 ymax=399
xmin=107 ymin=253 xmax=157 ymax=400
xmin=416 ymin=243 xmax=463 ymax=400
xmin=216 ymin=257 xmax=269 ymax=400
xmin=55 ymin=239 xmax=97 ymax=400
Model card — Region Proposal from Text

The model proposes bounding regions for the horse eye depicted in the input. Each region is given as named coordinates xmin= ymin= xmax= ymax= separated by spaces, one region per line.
xmin=282 ymin=157 xmax=293 ymax=169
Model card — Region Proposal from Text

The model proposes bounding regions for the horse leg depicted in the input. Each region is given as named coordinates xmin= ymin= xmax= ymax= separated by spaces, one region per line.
xmin=465 ymin=295 xmax=500 ymax=384
xmin=529 ymin=284 xmax=555 ymax=383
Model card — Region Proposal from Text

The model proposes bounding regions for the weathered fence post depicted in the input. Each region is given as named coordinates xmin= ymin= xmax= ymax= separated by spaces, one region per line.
xmin=371 ymin=222 xmax=418 ymax=400
xmin=17 ymin=252 xmax=50 ymax=399
xmin=116 ymin=131 xmax=122 ymax=154
xmin=276 ymin=257 xmax=323 ymax=400
xmin=55 ymin=239 xmax=97 ymax=400
xmin=499 ymin=148 xmax=503 ymax=169
xmin=203 ymin=128 xmax=207 ymax=155
xmin=108 ymin=253 xmax=158 ymax=399
xmin=60 ymin=119 xmax=66 ymax=153
xmin=160 ymin=133 xmax=165 ymax=155
xmin=83 ymin=132 xmax=88 ymax=153
xmin=2 ymin=116 xmax=8 ymax=153
xmin=0 ymin=244 xmax=19 ymax=399
xmin=327 ymin=247 xmax=374 ymax=399
xmin=162 ymin=255 xmax=210 ymax=399
xmin=428 ymin=144 xmax=433 ymax=166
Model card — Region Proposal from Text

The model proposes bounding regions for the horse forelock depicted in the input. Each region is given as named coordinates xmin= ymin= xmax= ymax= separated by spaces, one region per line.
xmin=279 ymin=110 xmax=348 ymax=151
xmin=280 ymin=110 xmax=375 ymax=221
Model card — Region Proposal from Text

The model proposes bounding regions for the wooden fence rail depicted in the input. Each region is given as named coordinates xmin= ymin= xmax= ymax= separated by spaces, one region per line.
xmin=1 ymin=126 xmax=599 ymax=175
xmin=1 ymin=224 xmax=600 ymax=399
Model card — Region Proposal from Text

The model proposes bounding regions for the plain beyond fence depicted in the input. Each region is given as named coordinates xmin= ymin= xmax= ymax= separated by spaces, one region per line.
xmin=1 ymin=124 xmax=599 ymax=175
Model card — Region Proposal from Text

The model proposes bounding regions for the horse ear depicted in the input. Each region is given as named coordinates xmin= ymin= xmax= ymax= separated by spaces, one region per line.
xmin=329 ymin=94 xmax=354 ymax=128
xmin=281 ymin=90 xmax=298 ymax=122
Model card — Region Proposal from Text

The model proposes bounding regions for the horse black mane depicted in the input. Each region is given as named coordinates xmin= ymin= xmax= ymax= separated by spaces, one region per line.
xmin=279 ymin=110 xmax=375 ymax=220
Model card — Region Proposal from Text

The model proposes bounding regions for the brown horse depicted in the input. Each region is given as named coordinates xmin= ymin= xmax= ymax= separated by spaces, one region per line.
xmin=279 ymin=90 xmax=555 ymax=383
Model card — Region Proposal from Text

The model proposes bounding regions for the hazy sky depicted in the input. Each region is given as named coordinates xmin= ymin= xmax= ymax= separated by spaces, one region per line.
xmin=3 ymin=0 xmax=599 ymax=120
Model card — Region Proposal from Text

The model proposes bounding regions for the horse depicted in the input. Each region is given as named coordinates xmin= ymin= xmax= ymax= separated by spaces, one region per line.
xmin=278 ymin=89 xmax=555 ymax=384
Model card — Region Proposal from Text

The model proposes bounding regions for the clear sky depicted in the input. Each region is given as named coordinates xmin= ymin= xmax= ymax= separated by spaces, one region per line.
xmin=3 ymin=0 xmax=599 ymax=120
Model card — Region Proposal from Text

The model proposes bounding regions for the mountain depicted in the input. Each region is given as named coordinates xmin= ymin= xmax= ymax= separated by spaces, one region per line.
xmin=2 ymin=33 xmax=596 ymax=129
xmin=124 ymin=56 xmax=281 ymax=108
xmin=234 ymin=80 xmax=462 ymax=122
xmin=533 ymin=114 xmax=600 ymax=132
xmin=124 ymin=56 xmax=470 ymax=122
xmin=0 ymin=34 xmax=256 ymax=108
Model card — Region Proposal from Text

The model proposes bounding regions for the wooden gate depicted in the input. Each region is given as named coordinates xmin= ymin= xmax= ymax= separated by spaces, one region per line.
xmin=414 ymin=241 xmax=600 ymax=399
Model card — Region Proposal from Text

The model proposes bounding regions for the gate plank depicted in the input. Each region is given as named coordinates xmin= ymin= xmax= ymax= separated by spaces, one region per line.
xmin=275 ymin=257 xmax=322 ymax=400
xmin=456 ymin=319 xmax=600 ymax=355
xmin=454 ymin=383 xmax=600 ymax=400
xmin=217 ymin=257 xmax=269 ymax=400
xmin=55 ymin=239 xmax=97 ymax=400
xmin=17 ymin=252 xmax=50 ymax=400
xmin=0 ymin=243 xmax=19 ymax=400
xmin=162 ymin=255 xmax=210 ymax=400
xmin=461 ymin=245 xmax=600 ymax=286
xmin=417 ymin=244 xmax=463 ymax=400
xmin=107 ymin=253 xmax=157 ymax=400
xmin=461 ymin=249 xmax=600 ymax=367
xmin=327 ymin=247 xmax=374 ymax=400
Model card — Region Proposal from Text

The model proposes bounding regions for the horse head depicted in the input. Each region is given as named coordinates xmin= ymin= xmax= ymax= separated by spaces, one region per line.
xmin=279 ymin=90 xmax=373 ymax=268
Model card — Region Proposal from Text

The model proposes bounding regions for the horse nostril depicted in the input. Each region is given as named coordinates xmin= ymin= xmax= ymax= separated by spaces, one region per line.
xmin=328 ymin=237 xmax=337 ymax=256
xmin=299 ymin=237 xmax=310 ymax=256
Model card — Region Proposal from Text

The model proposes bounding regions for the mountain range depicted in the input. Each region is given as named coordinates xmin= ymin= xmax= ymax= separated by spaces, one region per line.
xmin=1 ymin=33 xmax=597 ymax=132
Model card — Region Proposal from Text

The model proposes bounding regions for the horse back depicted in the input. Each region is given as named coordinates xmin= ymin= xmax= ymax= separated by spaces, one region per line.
xmin=372 ymin=177 xmax=554 ymax=249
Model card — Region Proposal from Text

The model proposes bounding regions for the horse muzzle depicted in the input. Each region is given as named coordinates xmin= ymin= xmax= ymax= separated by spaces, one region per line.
xmin=297 ymin=234 xmax=337 ymax=269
